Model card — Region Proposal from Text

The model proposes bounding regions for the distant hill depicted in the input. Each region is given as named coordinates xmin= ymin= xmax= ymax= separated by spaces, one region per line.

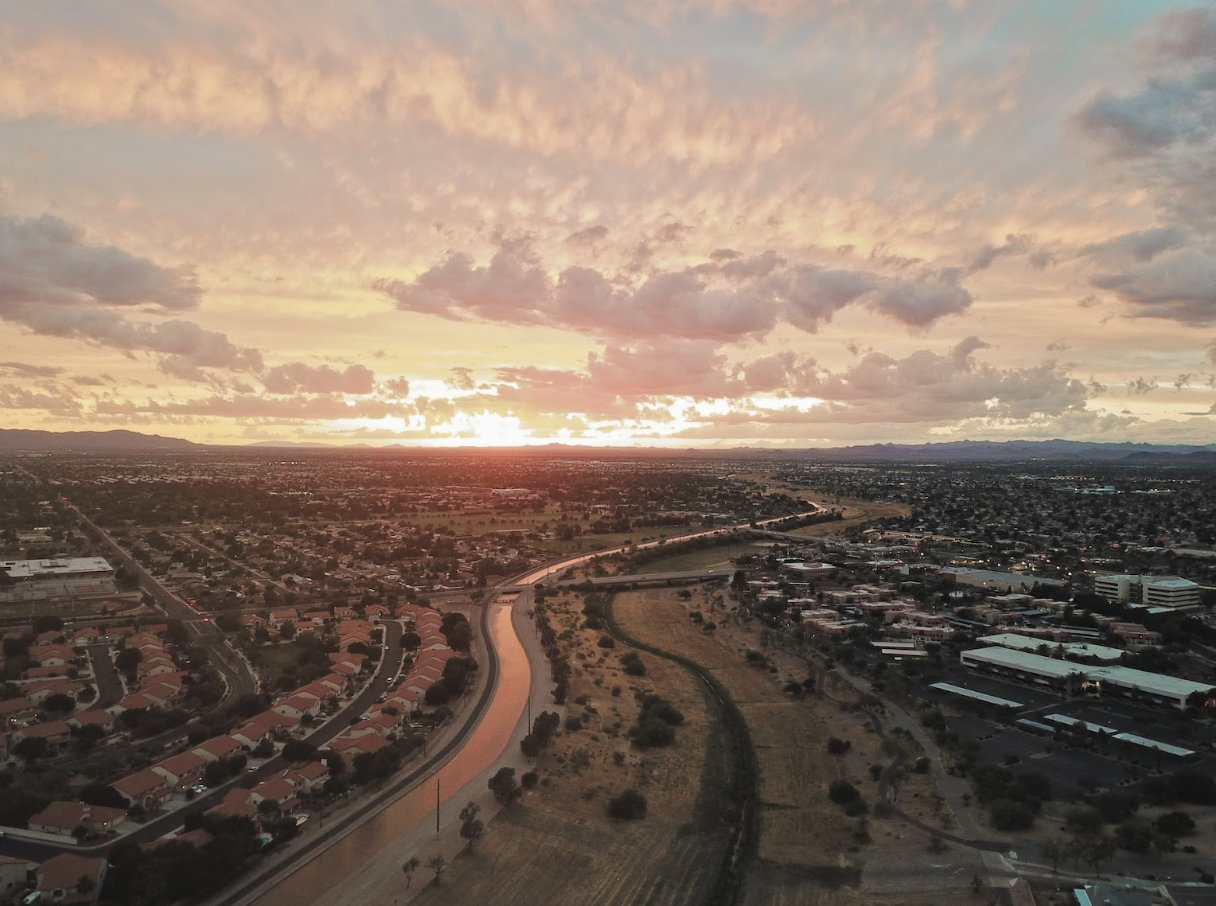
xmin=0 ymin=430 xmax=1213 ymax=461
xmin=0 ymin=429 xmax=197 ymax=452
xmin=795 ymin=439 xmax=1216 ymax=462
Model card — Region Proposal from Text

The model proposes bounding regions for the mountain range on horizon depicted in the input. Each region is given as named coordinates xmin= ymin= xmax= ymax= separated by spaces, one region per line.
xmin=1 ymin=428 xmax=1214 ymax=463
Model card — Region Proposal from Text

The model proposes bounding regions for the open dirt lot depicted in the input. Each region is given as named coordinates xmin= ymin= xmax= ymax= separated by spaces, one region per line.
xmin=409 ymin=585 xmax=729 ymax=906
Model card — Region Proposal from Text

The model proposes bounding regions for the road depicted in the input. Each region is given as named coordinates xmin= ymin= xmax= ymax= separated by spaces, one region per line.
xmin=85 ymin=642 xmax=123 ymax=711
xmin=174 ymin=533 xmax=297 ymax=599
xmin=65 ymin=502 xmax=258 ymax=706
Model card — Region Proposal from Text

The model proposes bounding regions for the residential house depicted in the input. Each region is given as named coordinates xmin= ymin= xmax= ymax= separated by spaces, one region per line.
xmin=110 ymin=768 xmax=171 ymax=811
xmin=272 ymin=692 xmax=322 ymax=721
xmin=191 ymin=735 xmax=243 ymax=763
xmin=327 ymin=733 xmax=390 ymax=756
xmin=0 ymin=696 xmax=36 ymax=728
xmin=23 ymin=679 xmax=84 ymax=707
xmin=0 ymin=855 xmax=34 ymax=902
xmin=66 ymin=710 xmax=116 ymax=735
xmin=248 ymin=777 xmax=299 ymax=815
xmin=28 ymin=802 xmax=126 ymax=838
xmin=283 ymin=761 xmax=329 ymax=794
xmin=36 ymin=853 xmax=106 ymax=906
xmin=206 ymin=789 xmax=258 ymax=825
xmin=27 ymin=644 xmax=75 ymax=667
xmin=12 ymin=720 xmax=71 ymax=753
xmin=151 ymin=751 xmax=206 ymax=792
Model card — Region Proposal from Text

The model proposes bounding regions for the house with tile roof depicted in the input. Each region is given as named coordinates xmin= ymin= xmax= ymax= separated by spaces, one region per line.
xmin=36 ymin=853 xmax=106 ymax=906
xmin=28 ymin=801 xmax=126 ymax=838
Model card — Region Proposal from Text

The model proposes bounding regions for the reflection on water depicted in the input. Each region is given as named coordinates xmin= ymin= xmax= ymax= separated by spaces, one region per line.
xmin=252 ymin=601 xmax=529 ymax=906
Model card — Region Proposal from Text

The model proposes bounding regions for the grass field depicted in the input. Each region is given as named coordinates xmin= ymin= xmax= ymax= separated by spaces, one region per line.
xmin=625 ymin=540 xmax=772 ymax=574
xmin=250 ymin=642 xmax=305 ymax=673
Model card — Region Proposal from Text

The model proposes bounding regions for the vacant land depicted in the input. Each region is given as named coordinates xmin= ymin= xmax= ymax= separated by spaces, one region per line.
xmin=409 ymin=585 xmax=729 ymax=906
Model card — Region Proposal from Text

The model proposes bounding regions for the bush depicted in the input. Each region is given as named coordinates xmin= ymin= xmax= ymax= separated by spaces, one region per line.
xmin=827 ymin=737 xmax=851 ymax=755
xmin=607 ymin=789 xmax=648 ymax=820
xmin=1157 ymin=811 xmax=1196 ymax=838
xmin=620 ymin=652 xmax=646 ymax=677
xmin=1065 ymin=805 xmax=1105 ymax=835
xmin=521 ymin=771 xmax=539 ymax=790
xmin=597 ymin=635 xmax=615 ymax=649
xmin=989 ymin=798 xmax=1035 ymax=831
xmin=1115 ymin=818 xmax=1155 ymax=855
xmin=843 ymin=798 xmax=868 ymax=817
xmin=630 ymin=717 xmax=675 ymax=748
xmin=1091 ymin=790 xmax=1138 ymax=824
xmin=565 ymin=716 xmax=583 ymax=732
xmin=829 ymin=781 xmax=860 ymax=805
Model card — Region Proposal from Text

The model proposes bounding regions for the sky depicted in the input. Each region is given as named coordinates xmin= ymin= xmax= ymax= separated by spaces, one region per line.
xmin=1 ymin=1 xmax=1215 ymax=449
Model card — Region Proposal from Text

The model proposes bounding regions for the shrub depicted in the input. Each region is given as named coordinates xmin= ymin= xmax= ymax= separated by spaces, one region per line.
xmin=607 ymin=789 xmax=648 ymax=820
xmin=1157 ymin=811 xmax=1196 ymax=838
xmin=989 ymin=799 xmax=1035 ymax=831
xmin=1090 ymin=790 xmax=1138 ymax=824
xmin=827 ymin=737 xmax=851 ymax=755
xmin=565 ymin=716 xmax=583 ymax=732
xmin=597 ymin=635 xmax=615 ymax=649
xmin=621 ymin=654 xmax=646 ymax=677
xmin=630 ymin=717 xmax=675 ymax=748
xmin=829 ymin=781 xmax=860 ymax=805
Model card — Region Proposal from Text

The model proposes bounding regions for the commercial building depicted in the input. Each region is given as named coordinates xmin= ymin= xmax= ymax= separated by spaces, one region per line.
xmin=0 ymin=558 xmax=114 ymax=583
xmin=960 ymin=645 xmax=1214 ymax=710
xmin=1093 ymin=573 xmax=1201 ymax=609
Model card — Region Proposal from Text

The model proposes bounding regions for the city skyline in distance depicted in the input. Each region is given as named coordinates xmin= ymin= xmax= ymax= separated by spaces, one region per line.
xmin=1 ymin=2 xmax=1214 ymax=449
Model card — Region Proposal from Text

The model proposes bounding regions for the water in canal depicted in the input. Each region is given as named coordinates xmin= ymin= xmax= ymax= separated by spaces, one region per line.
xmin=251 ymin=596 xmax=531 ymax=906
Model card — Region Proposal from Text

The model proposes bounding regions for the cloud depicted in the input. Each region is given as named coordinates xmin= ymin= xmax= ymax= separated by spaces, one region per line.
xmin=0 ymin=383 xmax=83 ymax=416
xmin=1090 ymin=248 xmax=1216 ymax=325
xmin=966 ymin=233 xmax=1055 ymax=272
xmin=1070 ymin=8 xmax=1216 ymax=327
xmin=0 ymin=361 xmax=64 ymax=378
xmin=17 ymin=306 xmax=264 ymax=380
xmin=262 ymin=362 xmax=375 ymax=395
xmin=485 ymin=335 xmax=1090 ymax=427
xmin=376 ymin=242 xmax=973 ymax=341
xmin=0 ymin=212 xmax=265 ymax=379
xmin=1126 ymin=377 xmax=1157 ymax=396
xmin=0 ymin=213 xmax=200 ymax=312
xmin=382 ymin=377 xmax=411 ymax=396
xmin=95 ymin=393 xmax=408 ymax=423
xmin=1078 ymin=227 xmax=1189 ymax=266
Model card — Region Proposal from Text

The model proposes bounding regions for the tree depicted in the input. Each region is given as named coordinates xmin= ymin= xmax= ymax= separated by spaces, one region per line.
xmin=989 ymin=799 xmax=1035 ymax=831
xmin=427 ymin=854 xmax=446 ymax=884
xmin=115 ymin=647 xmax=143 ymax=673
xmin=829 ymin=780 xmax=860 ymax=805
xmin=282 ymin=739 xmax=318 ymax=762
xmin=1156 ymin=810 xmax=1195 ymax=838
xmin=401 ymin=856 xmax=420 ymax=889
xmin=607 ymin=789 xmax=648 ymax=819
xmin=459 ymin=801 xmax=484 ymax=850
xmin=1083 ymin=835 xmax=1117 ymax=877
xmin=488 ymin=767 xmax=522 ymax=807
xmin=1115 ymin=819 xmax=1155 ymax=855
xmin=1040 ymin=837 xmax=1066 ymax=873
xmin=44 ymin=692 xmax=76 ymax=713
xmin=826 ymin=737 xmax=851 ymax=755
xmin=76 ymin=874 xmax=96 ymax=896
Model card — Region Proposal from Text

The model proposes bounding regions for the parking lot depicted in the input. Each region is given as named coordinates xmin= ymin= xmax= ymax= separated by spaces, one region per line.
xmin=911 ymin=664 xmax=1216 ymax=795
